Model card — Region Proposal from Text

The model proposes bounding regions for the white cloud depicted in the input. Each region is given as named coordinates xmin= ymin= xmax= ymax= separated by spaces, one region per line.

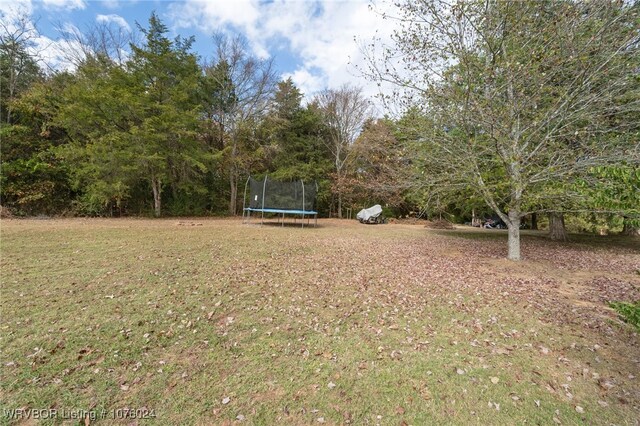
xmin=101 ymin=0 xmax=121 ymax=9
xmin=0 ymin=0 xmax=84 ymax=72
xmin=31 ymin=34 xmax=80 ymax=72
xmin=168 ymin=0 xmax=397 ymax=105
xmin=168 ymin=0 xmax=259 ymax=33
xmin=59 ymin=21 xmax=81 ymax=36
xmin=168 ymin=0 xmax=270 ymax=57
xmin=0 ymin=0 xmax=33 ymax=21
xmin=96 ymin=13 xmax=131 ymax=31
xmin=282 ymin=68 xmax=326 ymax=99
xmin=40 ymin=0 xmax=86 ymax=10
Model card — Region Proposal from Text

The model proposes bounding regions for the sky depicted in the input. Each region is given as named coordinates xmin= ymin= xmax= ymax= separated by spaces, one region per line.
xmin=0 ymin=0 xmax=398 ymax=105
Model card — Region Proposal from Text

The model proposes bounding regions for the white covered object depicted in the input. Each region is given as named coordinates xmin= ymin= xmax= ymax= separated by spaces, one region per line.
xmin=357 ymin=204 xmax=383 ymax=221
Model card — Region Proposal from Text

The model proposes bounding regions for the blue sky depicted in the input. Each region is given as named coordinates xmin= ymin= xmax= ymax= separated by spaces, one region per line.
xmin=1 ymin=0 xmax=397 ymax=103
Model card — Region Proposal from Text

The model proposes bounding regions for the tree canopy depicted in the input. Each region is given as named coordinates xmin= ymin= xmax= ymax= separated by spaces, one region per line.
xmin=1 ymin=7 xmax=637 ymax=258
xmin=361 ymin=0 xmax=640 ymax=259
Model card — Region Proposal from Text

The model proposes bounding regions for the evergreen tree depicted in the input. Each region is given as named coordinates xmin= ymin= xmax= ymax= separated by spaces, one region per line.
xmin=56 ymin=13 xmax=206 ymax=216
xmin=128 ymin=13 xmax=205 ymax=216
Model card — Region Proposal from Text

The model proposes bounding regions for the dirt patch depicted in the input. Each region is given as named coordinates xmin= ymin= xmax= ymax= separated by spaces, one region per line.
xmin=0 ymin=204 xmax=14 ymax=218
xmin=387 ymin=217 xmax=430 ymax=225
xmin=424 ymin=219 xmax=455 ymax=229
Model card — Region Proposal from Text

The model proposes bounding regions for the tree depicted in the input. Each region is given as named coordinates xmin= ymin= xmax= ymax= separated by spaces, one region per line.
xmin=347 ymin=118 xmax=407 ymax=210
xmin=262 ymin=80 xmax=333 ymax=208
xmin=128 ymin=14 xmax=205 ymax=216
xmin=548 ymin=213 xmax=568 ymax=241
xmin=314 ymin=84 xmax=371 ymax=218
xmin=583 ymin=164 xmax=640 ymax=236
xmin=54 ymin=58 xmax=141 ymax=215
xmin=0 ymin=13 xmax=72 ymax=215
xmin=271 ymin=77 xmax=303 ymax=120
xmin=202 ymin=34 xmax=278 ymax=215
xmin=251 ymin=79 xmax=334 ymax=212
xmin=56 ymin=13 xmax=205 ymax=217
xmin=361 ymin=0 xmax=640 ymax=260
xmin=54 ymin=18 xmax=135 ymax=67
xmin=0 ymin=11 xmax=43 ymax=125
xmin=0 ymin=72 xmax=73 ymax=215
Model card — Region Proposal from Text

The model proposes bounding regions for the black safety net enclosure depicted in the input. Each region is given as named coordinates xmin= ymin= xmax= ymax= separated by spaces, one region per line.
xmin=242 ymin=176 xmax=318 ymax=227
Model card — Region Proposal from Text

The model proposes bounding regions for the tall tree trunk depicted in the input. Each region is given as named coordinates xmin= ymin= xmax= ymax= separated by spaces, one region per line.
xmin=531 ymin=212 xmax=538 ymax=230
xmin=548 ymin=212 xmax=567 ymax=241
xmin=151 ymin=177 xmax=162 ymax=217
xmin=228 ymin=137 xmax=238 ymax=216
xmin=621 ymin=218 xmax=640 ymax=236
xmin=507 ymin=211 xmax=521 ymax=261
xmin=228 ymin=170 xmax=237 ymax=216
xmin=334 ymin=170 xmax=343 ymax=219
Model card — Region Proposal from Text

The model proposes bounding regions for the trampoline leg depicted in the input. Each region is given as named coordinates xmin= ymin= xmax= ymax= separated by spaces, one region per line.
xmin=282 ymin=212 xmax=284 ymax=227
xmin=301 ymin=214 xmax=304 ymax=229
xmin=315 ymin=214 xmax=317 ymax=227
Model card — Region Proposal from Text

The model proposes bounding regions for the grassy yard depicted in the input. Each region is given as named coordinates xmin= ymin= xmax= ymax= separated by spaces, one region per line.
xmin=1 ymin=218 xmax=639 ymax=425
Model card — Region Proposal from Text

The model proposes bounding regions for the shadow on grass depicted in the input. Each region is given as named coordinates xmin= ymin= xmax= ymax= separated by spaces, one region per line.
xmin=246 ymin=219 xmax=321 ymax=229
xmin=430 ymin=227 xmax=640 ymax=253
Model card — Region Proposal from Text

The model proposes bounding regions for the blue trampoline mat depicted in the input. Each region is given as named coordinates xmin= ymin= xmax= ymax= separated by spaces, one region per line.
xmin=244 ymin=207 xmax=318 ymax=215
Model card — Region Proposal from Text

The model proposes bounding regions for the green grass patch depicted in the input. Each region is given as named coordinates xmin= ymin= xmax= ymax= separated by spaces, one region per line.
xmin=609 ymin=301 xmax=640 ymax=330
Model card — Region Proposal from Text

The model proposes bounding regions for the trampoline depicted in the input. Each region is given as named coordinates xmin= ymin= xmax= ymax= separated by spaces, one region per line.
xmin=242 ymin=176 xmax=318 ymax=227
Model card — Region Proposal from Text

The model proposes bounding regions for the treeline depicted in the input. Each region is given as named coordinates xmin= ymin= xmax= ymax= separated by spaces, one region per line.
xmin=1 ymin=6 xmax=639 ymax=251
xmin=1 ymin=13 xmax=407 ymax=218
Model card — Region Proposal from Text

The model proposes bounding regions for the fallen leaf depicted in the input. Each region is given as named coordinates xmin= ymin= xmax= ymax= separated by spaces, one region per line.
xmin=490 ymin=377 xmax=499 ymax=384
xmin=222 ymin=397 xmax=230 ymax=405
xmin=598 ymin=379 xmax=614 ymax=391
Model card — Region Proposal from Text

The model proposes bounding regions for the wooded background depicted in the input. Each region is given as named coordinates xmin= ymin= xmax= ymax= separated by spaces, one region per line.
xmin=2 ymin=2 xmax=639 ymax=259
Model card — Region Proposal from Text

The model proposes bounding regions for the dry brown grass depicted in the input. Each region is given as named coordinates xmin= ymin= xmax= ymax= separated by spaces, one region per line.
xmin=1 ymin=218 xmax=638 ymax=424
